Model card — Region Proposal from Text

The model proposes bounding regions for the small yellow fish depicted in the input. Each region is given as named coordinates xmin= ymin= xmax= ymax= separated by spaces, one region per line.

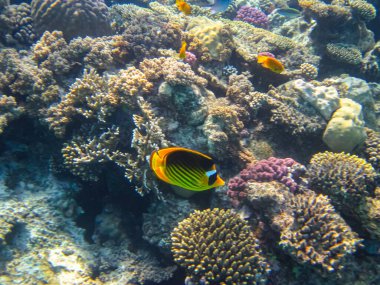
xmin=257 ymin=55 xmax=285 ymax=74
xmin=176 ymin=0 xmax=191 ymax=15
xmin=179 ymin=41 xmax=187 ymax=60
xmin=150 ymin=147 xmax=225 ymax=191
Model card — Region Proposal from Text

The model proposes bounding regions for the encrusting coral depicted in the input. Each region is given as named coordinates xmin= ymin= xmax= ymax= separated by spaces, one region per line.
xmin=171 ymin=208 xmax=271 ymax=285
xmin=278 ymin=191 xmax=362 ymax=274
xmin=31 ymin=0 xmax=112 ymax=40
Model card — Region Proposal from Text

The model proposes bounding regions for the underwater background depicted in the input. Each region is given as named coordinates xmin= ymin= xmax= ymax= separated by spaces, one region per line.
xmin=0 ymin=0 xmax=380 ymax=284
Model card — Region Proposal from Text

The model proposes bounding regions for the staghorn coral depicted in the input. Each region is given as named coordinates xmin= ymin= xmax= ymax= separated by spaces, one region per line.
xmin=62 ymin=126 xmax=120 ymax=181
xmin=0 ymin=2 xmax=36 ymax=46
xmin=278 ymin=192 xmax=362 ymax=274
xmin=171 ymin=208 xmax=270 ymax=285
xmin=31 ymin=0 xmax=112 ymax=40
xmin=0 ymin=95 xmax=23 ymax=134
xmin=187 ymin=17 xmax=234 ymax=62
xmin=307 ymin=151 xmax=376 ymax=212
xmin=349 ymin=0 xmax=376 ymax=22
xmin=0 ymin=48 xmax=54 ymax=98
xmin=326 ymin=43 xmax=362 ymax=65
xmin=46 ymin=69 xmax=118 ymax=137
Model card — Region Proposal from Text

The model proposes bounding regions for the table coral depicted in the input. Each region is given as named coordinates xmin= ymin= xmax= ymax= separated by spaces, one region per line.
xmin=31 ymin=0 xmax=112 ymax=40
xmin=171 ymin=208 xmax=270 ymax=285
xmin=279 ymin=191 xmax=362 ymax=274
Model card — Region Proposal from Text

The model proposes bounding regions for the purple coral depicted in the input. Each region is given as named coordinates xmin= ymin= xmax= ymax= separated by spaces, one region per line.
xmin=228 ymin=157 xmax=306 ymax=204
xmin=183 ymin=51 xmax=197 ymax=66
xmin=235 ymin=6 xmax=269 ymax=28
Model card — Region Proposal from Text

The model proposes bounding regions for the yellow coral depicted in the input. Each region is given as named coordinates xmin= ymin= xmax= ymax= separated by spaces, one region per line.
xmin=187 ymin=17 xmax=233 ymax=61
xmin=171 ymin=208 xmax=270 ymax=285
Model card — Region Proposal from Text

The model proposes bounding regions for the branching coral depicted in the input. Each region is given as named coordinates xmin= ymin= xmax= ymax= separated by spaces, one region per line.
xmin=307 ymin=151 xmax=376 ymax=211
xmin=31 ymin=0 xmax=112 ymax=40
xmin=349 ymin=0 xmax=377 ymax=22
xmin=46 ymin=69 xmax=118 ymax=137
xmin=62 ymin=126 xmax=120 ymax=181
xmin=326 ymin=43 xmax=362 ymax=65
xmin=0 ymin=95 xmax=23 ymax=134
xmin=171 ymin=208 xmax=270 ymax=285
xmin=112 ymin=98 xmax=170 ymax=196
xmin=279 ymin=192 xmax=362 ymax=274
xmin=361 ymin=128 xmax=380 ymax=172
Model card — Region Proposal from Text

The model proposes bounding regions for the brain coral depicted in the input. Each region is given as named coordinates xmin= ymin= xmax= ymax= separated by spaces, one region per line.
xmin=171 ymin=208 xmax=270 ymax=285
xmin=307 ymin=151 xmax=376 ymax=211
xmin=279 ymin=192 xmax=362 ymax=274
xmin=31 ymin=0 xmax=111 ymax=40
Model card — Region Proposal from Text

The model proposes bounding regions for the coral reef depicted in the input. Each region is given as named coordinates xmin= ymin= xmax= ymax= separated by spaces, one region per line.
xmin=0 ymin=95 xmax=23 ymax=134
xmin=171 ymin=208 xmax=270 ymax=284
xmin=307 ymin=151 xmax=376 ymax=212
xmin=322 ymin=98 xmax=367 ymax=152
xmin=361 ymin=128 xmax=380 ymax=172
xmin=278 ymin=191 xmax=362 ymax=274
xmin=31 ymin=0 xmax=112 ymax=40
xmin=235 ymin=6 xmax=269 ymax=28
xmin=0 ymin=2 xmax=36 ymax=46
xmin=325 ymin=43 xmax=362 ymax=65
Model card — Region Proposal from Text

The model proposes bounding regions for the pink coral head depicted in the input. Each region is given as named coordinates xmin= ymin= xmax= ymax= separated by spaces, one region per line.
xmin=258 ymin=52 xmax=275 ymax=58
xmin=183 ymin=51 xmax=197 ymax=66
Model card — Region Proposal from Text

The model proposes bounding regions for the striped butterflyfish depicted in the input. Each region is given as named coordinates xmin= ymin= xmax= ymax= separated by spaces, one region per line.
xmin=150 ymin=147 xmax=225 ymax=191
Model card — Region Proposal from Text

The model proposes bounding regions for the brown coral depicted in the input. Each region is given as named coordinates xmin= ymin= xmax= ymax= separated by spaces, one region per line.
xmin=171 ymin=208 xmax=270 ymax=285
xmin=279 ymin=192 xmax=362 ymax=274
xmin=307 ymin=151 xmax=377 ymax=212
xmin=361 ymin=128 xmax=380 ymax=172
xmin=0 ymin=95 xmax=23 ymax=134
xmin=31 ymin=0 xmax=112 ymax=40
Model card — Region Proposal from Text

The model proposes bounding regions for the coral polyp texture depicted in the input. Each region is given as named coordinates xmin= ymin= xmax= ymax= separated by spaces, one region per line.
xmin=279 ymin=192 xmax=362 ymax=274
xmin=307 ymin=151 xmax=376 ymax=210
xmin=171 ymin=208 xmax=270 ymax=285
xmin=31 ymin=0 xmax=112 ymax=40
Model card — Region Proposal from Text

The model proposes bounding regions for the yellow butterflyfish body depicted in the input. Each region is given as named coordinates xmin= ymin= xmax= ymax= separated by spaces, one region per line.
xmin=150 ymin=147 xmax=225 ymax=191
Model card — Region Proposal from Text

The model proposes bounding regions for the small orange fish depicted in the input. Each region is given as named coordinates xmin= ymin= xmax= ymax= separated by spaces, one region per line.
xmin=257 ymin=55 xmax=285 ymax=74
xmin=179 ymin=41 xmax=187 ymax=60
xmin=176 ymin=0 xmax=191 ymax=15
